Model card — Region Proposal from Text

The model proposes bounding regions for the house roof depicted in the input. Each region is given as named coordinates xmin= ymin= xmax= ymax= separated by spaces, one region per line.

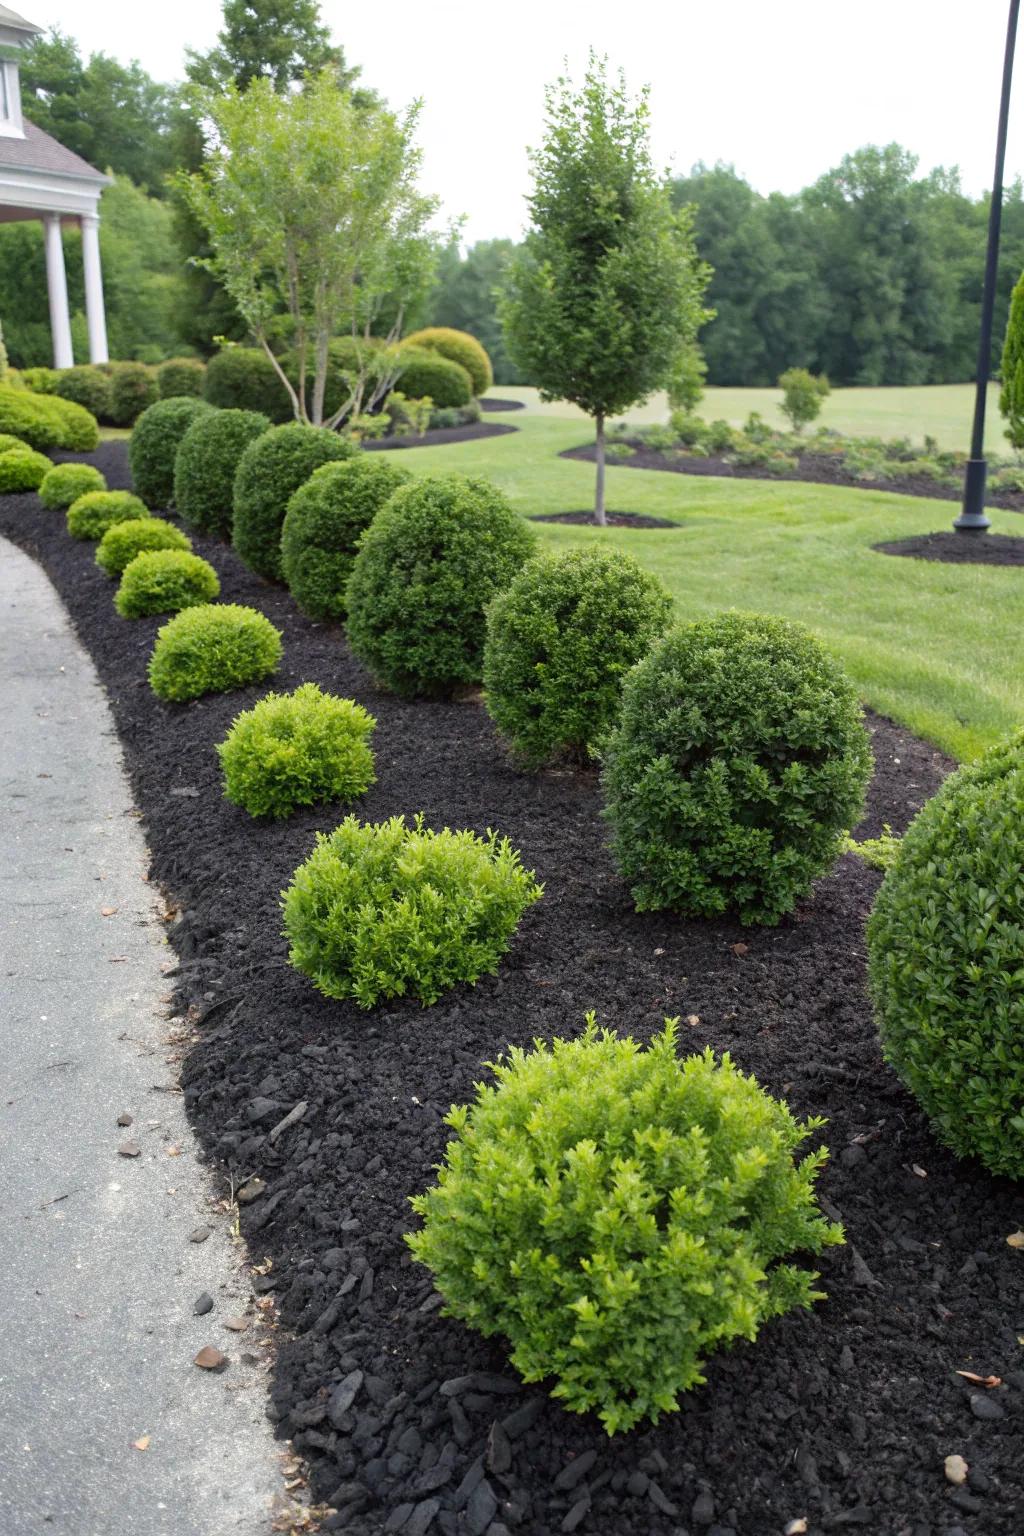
xmin=0 ymin=118 xmax=108 ymax=182
xmin=0 ymin=5 xmax=41 ymax=33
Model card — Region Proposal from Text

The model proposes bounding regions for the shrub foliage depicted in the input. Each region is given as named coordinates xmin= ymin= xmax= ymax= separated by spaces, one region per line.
xmin=158 ymin=357 xmax=206 ymax=399
xmin=67 ymin=489 xmax=148 ymax=540
xmin=148 ymin=603 xmax=283 ymax=701
xmin=203 ymin=347 xmax=290 ymax=421
xmin=173 ymin=407 xmax=270 ymax=537
xmin=233 ymin=423 xmax=357 ymax=581
xmin=396 ymin=349 xmax=474 ymax=408
xmin=0 ymin=387 xmax=98 ymax=452
xmin=128 ymin=396 xmax=213 ymax=509
xmin=115 ymin=549 xmax=220 ymax=618
xmin=108 ymin=361 xmax=159 ymax=426
xmin=404 ymin=327 xmax=493 ymax=396
xmin=96 ymin=517 xmax=191 ymax=576
xmin=0 ymin=447 xmax=51 ymax=492
xmin=39 ymin=461 xmax=106 ymax=510
xmin=281 ymin=456 xmax=412 ymax=621
xmin=54 ymin=364 xmax=112 ymax=419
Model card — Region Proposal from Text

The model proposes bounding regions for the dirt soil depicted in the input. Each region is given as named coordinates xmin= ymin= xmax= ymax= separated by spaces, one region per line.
xmin=529 ymin=511 xmax=681 ymax=530
xmin=480 ymin=399 xmax=527 ymax=413
xmin=365 ymin=423 xmax=517 ymax=451
xmin=874 ymin=532 xmax=1024 ymax=566
xmin=3 ymin=441 xmax=1023 ymax=1536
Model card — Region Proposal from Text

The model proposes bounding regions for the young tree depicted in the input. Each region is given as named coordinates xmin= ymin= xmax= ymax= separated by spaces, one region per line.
xmin=1000 ymin=269 xmax=1024 ymax=451
xmin=178 ymin=70 xmax=438 ymax=429
xmin=777 ymin=367 xmax=830 ymax=432
xmin=501 ymin=54 xmax=711 ymax=524
xmin=184 ymin=0 xmax=354 ymax=93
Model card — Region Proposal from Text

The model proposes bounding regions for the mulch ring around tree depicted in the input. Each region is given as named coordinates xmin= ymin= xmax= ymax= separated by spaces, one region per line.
xmin=3 ymin=440 xmax=1024 ymax=1535
xmin=529 ymin=510 xmax=681 ymax=529
xmin=479 ymin=398 xmax=527 ymax=412
xmin=562 ymin=440 xmax=1024 ymax=512
xmin=364 ymin=422 xmax=518 ymax=451
xmin=874 ymin=531 xmax=1024 ymax=566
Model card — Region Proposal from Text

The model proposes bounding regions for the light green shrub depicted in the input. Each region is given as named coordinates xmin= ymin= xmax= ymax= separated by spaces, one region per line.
xmin=404 ymin=327 xmax=493 ymax=396
xmin=115 ymin=549 xmax=220 ymax=618
xmin=0 ymin=447 xmax=52 ymax=492
xmin=66 ymin=489 xmax=149 ymax=540
xmin=217 ymin=683 xmax=376 ymax=818
xmin=39 ymin=462 xmax=107 ymax=509
xmin=148 ymin=603 xmax=282 ymax=701
xmin=96 ymin=517 xmax=191 ymax=575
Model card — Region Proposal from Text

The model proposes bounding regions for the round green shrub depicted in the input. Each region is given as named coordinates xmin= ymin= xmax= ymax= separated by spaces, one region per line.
xmin=108 ymin=361 xmax=159 ymax=426
xmin=96 ymin=517 xmax=191 ymax=576
xmin=128 ymin=396 xmax=214 ymax=509
xmin=404 ymin=327 xmax=493 ymax=397
xmin=232 ymin=423 xmax=357 ymax=581
xmin=483 ymin=548 xmax=673 ymax=767
xmin=0 ymin=387 xmax=61 ymax=450
xmin=602 ymin=612 xmax=872 ymax=925
xmin=867 ymin=733 xmax=1024 ymax=1178
xmin=203 ymin=347 xmax=291 ymax=422
xmin=157 ymin=357 xmax=206 ymax=399
xmin=282 ymin=813 xmax=542 ymax=1006
xmin=39 ymin=461 xmax=107 ymax=509
xmin=281 ymin=456 xmax=412 ymax=621
xmin=148 ymin=603 xmax=282 ymax=701
xmin=40 ymin=395 xmax=100 ymax=451
xmin=217 ymin=682 xmax=376 ymax=819
xmin=67 ymin=489 xmax=148 ymax=540
xmin=407 ymin=1017 xmax=843 ymax=1433
xmin=22 ymin=366 xmax=58 ymax=394
xmin=346 ymin=472 xmax=537 ymax=697
xmin=173 ymin=407 xmax=271 ymax=537
xmin=0 ymin=447 xmax=52 ymax=492
xmin=396 ymin=349 xmax=473 ymax=409
xmin=54 ymin=364 xmax=113 ymax=420
xmin=115 ymin=549 xmax=220 ymax=618
xmin=0 ymin=432 xmax=24 ymax=454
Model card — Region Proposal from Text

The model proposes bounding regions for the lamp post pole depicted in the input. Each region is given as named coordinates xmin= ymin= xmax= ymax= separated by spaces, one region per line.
xmin=956 ymin=0 xmax=1021 ymax=532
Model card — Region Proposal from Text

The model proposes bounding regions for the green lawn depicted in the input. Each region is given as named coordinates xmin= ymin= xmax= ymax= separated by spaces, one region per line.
xmin=377 ymin=402 xmax=1024 ymax=762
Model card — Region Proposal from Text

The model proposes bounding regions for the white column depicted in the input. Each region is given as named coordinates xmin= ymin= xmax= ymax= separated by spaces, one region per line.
xmin=43 ymin=212 xmax=74 ymax=370
xmin=80 ymin=213 xmax=108 ymax=364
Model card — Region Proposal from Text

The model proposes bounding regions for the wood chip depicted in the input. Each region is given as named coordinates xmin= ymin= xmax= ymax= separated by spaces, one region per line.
xmin=731 ymin=942 xmax=749 ymax=957
xmin=194 ymin=1346 xmax=227 ymax=1371
xmin=955 ymin=1370 xmax=1001 ymax=1388
xmin=223 ymin=1316 xmax=249 ymax=1332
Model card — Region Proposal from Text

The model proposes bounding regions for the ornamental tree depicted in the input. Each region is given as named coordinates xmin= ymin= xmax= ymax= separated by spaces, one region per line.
xmin=1000 ymin=269 xmax=1024 ymax=451
xmin=501 ymin=54 xmax=711 ymax=524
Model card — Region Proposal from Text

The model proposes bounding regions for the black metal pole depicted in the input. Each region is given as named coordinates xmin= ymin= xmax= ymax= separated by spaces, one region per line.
xmin=956 ymin=0 xmax=1021 ymax=532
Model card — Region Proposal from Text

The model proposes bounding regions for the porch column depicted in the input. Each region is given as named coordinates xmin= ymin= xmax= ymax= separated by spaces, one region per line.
xmin=80 ymin=213 xmax=108 ymax=364
xmin=43 ymin=212 xmax=73 ymax=369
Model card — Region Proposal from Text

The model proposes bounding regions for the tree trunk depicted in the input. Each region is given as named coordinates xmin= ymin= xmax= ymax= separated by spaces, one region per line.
xmin=594 ymin=412 xmax=607 ymax=526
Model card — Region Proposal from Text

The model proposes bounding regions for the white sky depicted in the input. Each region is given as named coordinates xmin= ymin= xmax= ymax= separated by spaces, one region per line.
xmin=24 ymin=0 xmax=1024 ymax=243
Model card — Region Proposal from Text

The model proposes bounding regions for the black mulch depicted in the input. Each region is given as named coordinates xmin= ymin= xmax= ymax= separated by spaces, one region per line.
xmin=529 ymin=511 xmax=681 ymax=530
xmin=364 ymin=423 xmax=517 ymax=451
xmin=562 ymin=440 xmax=1024 ymax=513
xmin=4 ymin=441 xmax=1024 ymax=1536
xmin=875 ymin=532 xmax=1024 ymax=566
xmin=480 ymin=398 xmax=527 ymax=413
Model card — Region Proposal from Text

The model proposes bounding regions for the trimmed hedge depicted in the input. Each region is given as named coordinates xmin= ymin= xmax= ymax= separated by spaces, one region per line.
xmin=396 ymin=348 xmax=473 ymax=409
xmin=96 ymin=517 xmax=191 ymax=576
xmin=21 ymin=366 xmax=58 ymax=394
xmin=281 ymin=456 xmax=412 ymax=621
xmin=404 ymin=327 xmax=493 ymax=397
xmin=203 ymin=347 xmax=291 ymax=422
xmin=148 ymin=603 xmax=283 ymax=701
xmin=54 ymin=364 xmax=112 ymax=419
xmin=128 ymin=396 xmax=214 ymax=509
xmin=157 ymin=357 xmax=206 ymax=399
xmin=232 ymin=423 xmax=357 ymax=581
xmin=67 ymin=489 xmax=148 ymax=540
xmin=0 ymin=387 xmax=99 ymax=451
xmin=173 ymin=407 xmax=271 ymax=537
xmin=0 ymin=447 xmax=51 ymax=492
xmin=115 ymin=549 xmax=220 ymax=618
xmin=108 ymin=361 xmax=159 ymax=426
xmin=39 ymin=461 xmax=107 ymax=510
xmin=43 ymin=394 xmax=100 ymax=452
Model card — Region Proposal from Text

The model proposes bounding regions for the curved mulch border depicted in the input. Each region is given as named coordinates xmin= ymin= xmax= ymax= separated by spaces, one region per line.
xmin=480 ymin=397 xmax=527 ymax=412
xmin=364 ymin=421 xmax=517 ymax=452
xmin=874 ymin=531 xmax=1024 ymax=566
xmin=529 ymin=510 xmax=682 ymax=530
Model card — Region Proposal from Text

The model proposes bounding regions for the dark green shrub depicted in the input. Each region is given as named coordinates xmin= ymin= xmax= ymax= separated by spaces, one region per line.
xmin=483 ymin=548 xmax=673 ymax=767
xmin=148 ymin=603 xmax=282 ymax=702
xmin=115 ymin=549 xmax=220 ymax=618
xmin=203 ymin=347 xmax=290 ymax=422
xmin=67 ymin=489 xmax=148 ymax=540
xmin=282 ymin=813 xmax=542 ymax=1006
xmin=39 ymin=462 xmax=107 ymax=509
xmin=108 ymin=361 xmax=159 ymax=426
xmin=346 ymin=472 xmax=537 ymax=697
xmin=0 ymin=387 xmax=62 ymax=450
xmin=602 ymin=613 xmax=872 ymax=925
xmin=157 ymin=357 xmax=206 ymax=399
xmin=128 ymin=396 xmax=214 ymax=509
xmin=407 ymin=1017 xmax=843 ymax=1433
xmin=404 ymin=327 xmax=493 ymax=396
xmin=96 ymin=517 xmax=191 ymax=576
xmin=705 ymin=418 xmax=737 ymax=454
xmin=867 ymin=734 xmax=1024 ymax=1179
xmin=39 ymin=394 xmax=100 ymax=451
xmin=217 ymin=683 xmax=376 ymax=819
xmin=0 ymin=447 xmax=51 ymax=492
xmin=281 ymin=456 xmax=412 ymax=621
xmin=173 ymin=407 xmax=271 ymax=537
xmin=396 ymin=349 xmax=474 ymax=409
xmin=54 ymin=364 xmax=113 ymax=419
xmin=232 ymin=423 xmax=357 ymax=581
xmin=22 ymin=366 xmax=58 ymax=394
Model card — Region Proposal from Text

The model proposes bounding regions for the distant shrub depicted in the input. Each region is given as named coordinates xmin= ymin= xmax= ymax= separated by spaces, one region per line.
xmin=108 ymin=361 xmax=159 ymax=426
xmin=39 ymin=461 xmax=107 ymax=509
xmin=667 ymin=410 xmax=705 ymax=447
xmin=867 ymin=734 xmax=1024 ymax=1179
xmin=778 ymin=368 xmax=830 ymax=433
xmin=666 ymin=341 xmax=708 ymax=415
xmin=157 ymin=357 xmax=206 ymax=399
xmin=96 ymin=517 xmax=191 ymax=576
xmin=281 ymin=456 xmax=412 ymax=621
xmin=41 ymin=394 xmax=100 ymax=451
xmin=282 ymin=813 xmax=542 ymax=1006
xmin=484 ymin=548 xmax=673 ymax=767
xmin=407 ymin=1016 xmax=843 ymax=1433
xmin=54 ymin=364 xmax=113 ymax=420
xmin=173 ymin=407 xmax=270 ymax=537
xmin=705 ymin=418 xmax=737 ymax=454
xmin=605 ymin=441 xmax=635 ymax=462
xmin=383 ymin=390 xmax=432 ymax=438
xmin=0 ymin=432 xmax=24 ymax=454
xmin=404 ymin=327 xmax=493 ymax=396
xmin=396 ymin=348 xmax=474 ymax=409
xmin=67 ymin=489 xmax=148 ymax=540
xmin=842 ymin=824 xmax=901 ymax=872
xmin=21 ymin=366 xmax=58 ymax=394
xmin=203 ymin=347 xmax=290 ymax=421
xmin=128 ymin=396 xmax=213 ymax=509
xmin=232 ymin=423 xmax=357 ymax=581
xmin=602 ymin=613 xmax=872 ymax=925
xmin=217 ymin=683 xmax=376 ymax=819
xmin=148 ymin=603 xmax=282 ymax=701
xmin=0 ymin=447 xmax=51 ymax=492
xmin=0 ymin=387 xmax=62 ymax=450
xmin=346 ymin=472 xmax=537 ymax=697
xmin=115 ymin=549 xmax=220 ymax=618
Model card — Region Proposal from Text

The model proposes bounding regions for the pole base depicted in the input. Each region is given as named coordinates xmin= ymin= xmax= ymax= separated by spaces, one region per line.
xmin=954 ymin=459 xmax=991 ymax=532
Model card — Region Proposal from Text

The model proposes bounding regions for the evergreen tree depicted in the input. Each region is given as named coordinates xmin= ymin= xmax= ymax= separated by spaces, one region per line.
xmin=1000 ymin=270 xmax=1024 ymax=450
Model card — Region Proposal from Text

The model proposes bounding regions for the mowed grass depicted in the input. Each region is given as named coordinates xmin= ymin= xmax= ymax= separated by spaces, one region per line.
xmin=378 ymin=405 xmax=1024 ymax=762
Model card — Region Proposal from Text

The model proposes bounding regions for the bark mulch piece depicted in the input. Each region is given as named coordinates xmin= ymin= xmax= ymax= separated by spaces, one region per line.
xmin=480 ymin=397 xmax=527 ymax=412
xmin=364 ymin=421 xmax=517 ymax=451
xmin=529 ymin=510 xmax=681 ymax=529
xmin=4 ymin=442 xmax=1024 ymax=1535
xmin=875 ymin=531 xmax=1024 ymax=566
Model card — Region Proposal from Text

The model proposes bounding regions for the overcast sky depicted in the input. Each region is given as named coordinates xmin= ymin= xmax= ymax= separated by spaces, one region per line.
xmin=25 ymin=0 xmax=1024 ymax=243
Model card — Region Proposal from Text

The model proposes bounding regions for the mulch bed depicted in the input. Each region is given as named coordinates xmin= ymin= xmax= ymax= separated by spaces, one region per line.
xmin=875 ymin=531 xmax=1024 ymax=566
xmin=4 ymin=441 xmax=1024 ymax=1536
xmin=480 ymin=399 xmax=527 ymax=413
xmin=529 ymin=511 xmax=681 ymax=530
xmin=364 ymin=422 xmax=517 ymax=451
xmin=563 ymin=441 xmax=1024 ymax=513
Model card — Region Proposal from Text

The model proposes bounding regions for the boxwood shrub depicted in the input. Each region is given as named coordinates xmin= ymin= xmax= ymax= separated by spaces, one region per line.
xmin=602 ymin=612 xmax=872 ymax=925
xmin=128 ymin=396 xmax=214 ymax=509
xmin=21 ymin=366 xmax=58 ymax=394
xmin=233 ymin=423 xmax=357 ymax=581
xmin=40 ymin=394 xmax=100 ymax=451
xmin=203 ymin=347 xmax=290 ymax=421
xmin=407 ymin=1017 xmax=843 ymax=1433
xmin=67 ymin=489 xmax=148 ymax=540
xmin=108 ymin=361 xmax=158 ymax=426
xmin=281 ymin=456 xmax=412 ymax=621
xmin=0 ymin=447 xmax=51 ymax=492
xmin=404 ymin=327 xmax=493 ymax=397
xmin=0 ymin=432 xmax=25 ymax=454
xmin=148 ymin=603 xmax=282 ymax=701
xmin=867 ymin=733 xmax=1024 ymax=1178
xmin=396 ymin=349 xmax=473 ymax=409
xmin=115 ymin=549 xmax=220 ymax=618
xmin=0 ymin=387 xmax=62 ymax=450
xmin=96 ymin=517 xmax=191 ymax=576
xmin=346 ymin=472 xmax=537 ymax=697
xmin=54 ymin=364 xmax=113 ymax=420
xmin=39 ymin=462 xmax=107 ymax=509
xmin=282 ymin=813 xmax=542 ymax=1007
xmin=157 ymin=357 xmax=206 ymax=399
xmin=217 ymin=682 xmax=376 ymax=819
xmin=483 ymin=548 xmax=673 ymax=767
xmin=173 ymin=407 xmax=270 ymax=537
